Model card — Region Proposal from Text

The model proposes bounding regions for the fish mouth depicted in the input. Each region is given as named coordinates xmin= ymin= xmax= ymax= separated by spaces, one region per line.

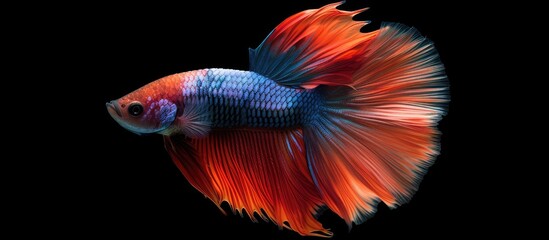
xmin=106 ymin=101 xmax=122 ymax=117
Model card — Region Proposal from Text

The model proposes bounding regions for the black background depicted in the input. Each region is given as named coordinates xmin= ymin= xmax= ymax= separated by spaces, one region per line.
xmin=34 ymin=0 xmax=503 ymax=239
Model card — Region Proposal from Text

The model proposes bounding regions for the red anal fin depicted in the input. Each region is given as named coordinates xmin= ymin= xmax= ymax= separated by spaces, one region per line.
xmin=164 ymin=129 xmax=330 ymax=237
xmin=164 ymin=135 xmax=217 ymax=200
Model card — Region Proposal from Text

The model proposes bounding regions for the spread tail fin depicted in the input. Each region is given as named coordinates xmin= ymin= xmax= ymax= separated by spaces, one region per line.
xmin=304 ymin=22 xmax=449 ymax=225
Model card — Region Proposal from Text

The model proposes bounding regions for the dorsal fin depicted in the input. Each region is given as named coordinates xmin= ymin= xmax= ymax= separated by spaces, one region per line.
xmin=249 ymin=2 xmax=379 ymax=89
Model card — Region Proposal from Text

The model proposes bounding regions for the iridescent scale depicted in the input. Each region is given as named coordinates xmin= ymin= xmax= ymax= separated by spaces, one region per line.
xmin=181 ymin=68 xmax=321 ymax=128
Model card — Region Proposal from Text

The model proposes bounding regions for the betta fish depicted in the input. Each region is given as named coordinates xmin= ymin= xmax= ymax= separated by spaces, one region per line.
xmin=106 ymin=2 xmax=448 ymax=237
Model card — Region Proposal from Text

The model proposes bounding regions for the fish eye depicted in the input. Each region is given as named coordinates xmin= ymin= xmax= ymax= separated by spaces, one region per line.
xmin=128 ymin=102 xmax=143 ymax=116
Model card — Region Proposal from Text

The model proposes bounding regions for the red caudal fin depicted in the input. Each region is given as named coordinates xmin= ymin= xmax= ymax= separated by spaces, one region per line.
xmin=249 ymin=2 xmax=378 ymax=89
xmin=304 ymin=22 xmax=449 ymax=226
xmin=164 ymin=130 xmax=332 ymax=237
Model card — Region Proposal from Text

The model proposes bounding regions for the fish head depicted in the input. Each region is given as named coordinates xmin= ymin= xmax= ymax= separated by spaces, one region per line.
xmin=107 ymin=83 xmax=178 ymax=135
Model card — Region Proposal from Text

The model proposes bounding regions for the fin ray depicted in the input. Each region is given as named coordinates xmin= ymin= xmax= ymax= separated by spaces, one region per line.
xmin=304 ymin=22 xmax=449 ymax=226
xmin=164 ymin=129 xmax=331 ymax=237
xmin=249 ymin=3 xmax=378 ymax=88
xmin=178 ymin=98 xmax=211 ymax=138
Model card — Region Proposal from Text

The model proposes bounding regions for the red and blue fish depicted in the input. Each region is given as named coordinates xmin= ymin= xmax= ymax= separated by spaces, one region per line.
xmin=106 ymin=2 xmax=448 ymax=237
